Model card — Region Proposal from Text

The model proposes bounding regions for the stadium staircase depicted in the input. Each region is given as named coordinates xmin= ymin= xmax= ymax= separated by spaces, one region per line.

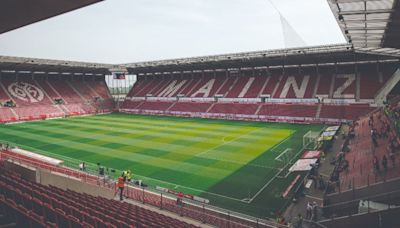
xmin=375 ymin=68 xmax=400 ymax=105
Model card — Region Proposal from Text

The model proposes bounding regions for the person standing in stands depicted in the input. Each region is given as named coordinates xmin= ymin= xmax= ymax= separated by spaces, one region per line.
xmin=295 ymin=213 xmax=303 ymax=228
xmin=389 ymin=151 xmax=395 ymax=168
xmin=306 ymin=202 xmax=312 ymax=219
xmin=373 ymin=155 xmax=380 ymax=173
xmin=382 ymin=155 xmax=388 ymax=173
xmin=118 ymin=173 xmax=125 ymax=201
xmin=127 ymin=170 xmax=132 ymax=182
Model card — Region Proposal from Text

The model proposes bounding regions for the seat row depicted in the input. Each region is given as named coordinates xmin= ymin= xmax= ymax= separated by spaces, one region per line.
xmin=128 ymin=64 xmax=396 ymax=100
xmin=122 ymin=100 xmax=375 ymax=121
xmin=0 ymin=170 xmax=198 ymax=228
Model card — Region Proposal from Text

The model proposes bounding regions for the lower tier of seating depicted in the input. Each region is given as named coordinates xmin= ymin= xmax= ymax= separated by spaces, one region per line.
xmin=169 ymin=102 xmax=211 ymax=113
xmin=121 ymin=100 xmax=375 ymax=122
xmin=13 ymin=105 xmax=65 ymax=120
xmin=209 ymin=103 xmax=259 ymax=115
xmin=319 ymin=105 xmax=375 ymax=120
xmin=258 ymin=104 xmax=318 ymax=117
xmin=0 ymin=108 xmax=17 ymax=122
xmin=0 ymin=100 xmax=114 ymax=123
xmin=0 ymin=169 xmax=198 ymax=228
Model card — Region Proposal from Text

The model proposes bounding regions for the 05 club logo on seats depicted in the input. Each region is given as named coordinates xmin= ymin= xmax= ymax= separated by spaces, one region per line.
xmin=8 ymin=82 xmax=44 ymax=103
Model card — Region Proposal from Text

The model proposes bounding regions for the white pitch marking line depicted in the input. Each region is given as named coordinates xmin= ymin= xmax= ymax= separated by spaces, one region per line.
xmin=195 ymin=128 xmax=263 ymax=157
xmin=131 ymin=173 xmax=247 ymax=202
xmin=248 ymin=170 xmax=281 ymax=203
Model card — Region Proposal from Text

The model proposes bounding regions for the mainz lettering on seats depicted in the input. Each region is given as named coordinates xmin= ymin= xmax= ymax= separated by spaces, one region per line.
xmin=158 ymin=80 xmax=187 ymax=97
xmin=333 ymin=74 xmax=355 ymax=99
xmin=279 ymin=75 xmax=310 ymax=98
xmin=191 ymin=79 xmax=215 ymax=97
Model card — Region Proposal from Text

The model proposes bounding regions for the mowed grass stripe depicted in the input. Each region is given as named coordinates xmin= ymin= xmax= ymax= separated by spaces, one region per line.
xmin=31 ymin=116 xmax=255 ymax=143
xmin=0 ymin=129 xmax=237 ymax=191
xmin=11 ymin=121 xmax=272 ymax=158
xmin=84 ymin=114 xmax=262 ymax=129
xmin=1 ymin=127 xmax=234 ymax=175
xmin=0 ymin=125 xmax=278 ymax=174
xmin=0 ymin=114 xmax=298 ymax=197
xmin=1 ymin=123 xmax=283 ymax=186
xmin=53 ymin=115 xmax=260 ymax=138
xmin=15 ymin=119 xmax=284 ymax=161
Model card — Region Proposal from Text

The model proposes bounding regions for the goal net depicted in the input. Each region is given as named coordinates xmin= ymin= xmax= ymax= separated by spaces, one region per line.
xmin=303 ymin=131 xmax=320 ymax=150
xmin=275 ymin=148 xmax=294 ymax=178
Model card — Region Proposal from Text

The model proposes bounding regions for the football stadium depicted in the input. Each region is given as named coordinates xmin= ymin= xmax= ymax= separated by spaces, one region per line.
xmin=0 ymin=0 xmax=400 ymax=228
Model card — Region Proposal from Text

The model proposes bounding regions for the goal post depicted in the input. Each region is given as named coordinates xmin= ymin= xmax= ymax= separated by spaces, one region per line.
xmin=303 ymin=130 xmax=320 ymax=150
xmin=274 ymin=148 xmax=294 ymax=178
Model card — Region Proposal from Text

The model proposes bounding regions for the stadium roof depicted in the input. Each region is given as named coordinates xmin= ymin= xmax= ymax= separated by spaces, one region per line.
xmin=328 ymin=0 xmax=400 ymax=49
xmin=0 ymin=0 xmax=103 ymax=34
xmin=123 ymin=44 xmax=399 ymax=74
xmin=0 ymin=56 xmax=115 ymax=75
xmin=3 ymin=44 xmax=398 ymax=75
xmin=0 ymin=0 xmax=399 ymax=75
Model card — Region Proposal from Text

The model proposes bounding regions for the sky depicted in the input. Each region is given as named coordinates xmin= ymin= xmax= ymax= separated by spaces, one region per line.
xmin=0 ymin=0 xmax=345 ymax=64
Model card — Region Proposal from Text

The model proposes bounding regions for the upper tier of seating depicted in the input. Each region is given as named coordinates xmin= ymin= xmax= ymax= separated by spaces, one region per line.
xmin=0 ymin=75 xmax=114 ymax=123
xmin=122 ymin=63 xmax=398 ymax=123
xmin=127 ymin=64 xmax=397 ymax=100
xmin=0 ymin=169 xmax=198 ymax=228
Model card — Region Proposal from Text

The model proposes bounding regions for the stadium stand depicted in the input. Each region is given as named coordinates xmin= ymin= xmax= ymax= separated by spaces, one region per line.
xmin=137 ymin=101 xmax=175 ymax=111
xmin=0 ymin=168 xmax=199 ymax=228
xmin=121 ymin=63 xmax=398 ymax=124
xmin=338 ymin=108 xmax=400 ymax=190
xmin=0 ymin=75 xmax=113 ymax=123
xmin=169 ymin=102 xmax=212 ymax=113
xmin=0 ymin=149 xmax=283 ymax=228
xmin=209 ymin=103 xmax=259 ymax=115
xmin=258 ymin=104 xmax=318 ymax=118
xmin=319 ymin=104 xmax=375 ymax=121
xmin=127 ymin=64 xmax=396 ymax=99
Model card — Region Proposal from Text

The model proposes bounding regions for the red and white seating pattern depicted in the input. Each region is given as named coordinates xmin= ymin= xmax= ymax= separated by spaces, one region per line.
xmin=0 ymin=75 xmax=113 ymax=123
xmin=122 ymin=64 xmax=398 ymax=123
xmin=258 ymin=104 xmax=318 ymax=118
xmin=169 ymin=102 xmax=212 ymax=113
xmin=121 ymin=100 xmax=375 ymax=123
xmin=127 ymin=64 xmax=396 ymax=100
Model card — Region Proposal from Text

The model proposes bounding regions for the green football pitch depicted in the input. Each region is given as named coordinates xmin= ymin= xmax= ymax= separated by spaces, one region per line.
xmin=0 ymin=113 xmax=324 ymax=217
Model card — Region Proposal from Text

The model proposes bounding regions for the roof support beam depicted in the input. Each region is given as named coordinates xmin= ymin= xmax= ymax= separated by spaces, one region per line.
xmin=346 ymin=27 xmax=392 ymax=30
xmin=333 ymin=0 xmax=387 ymax=3
xmin=339 ymin=9 xmax=394 ymax=15
xmin=344 ymin=19 xmax=393 ymax=23
xmin=351 ymin=37 xmax=383 ymax=40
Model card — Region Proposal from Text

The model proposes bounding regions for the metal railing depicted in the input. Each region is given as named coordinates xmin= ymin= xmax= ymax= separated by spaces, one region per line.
xmin=0 ymin=146 xmax=285 ymax=228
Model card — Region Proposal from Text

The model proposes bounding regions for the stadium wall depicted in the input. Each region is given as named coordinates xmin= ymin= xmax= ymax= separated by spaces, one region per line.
xmin=2 ymin=159 xmax=115 ymax=199
xmin=324 ymin=177 xmax=400 ymax=207
xmin=37 ymin=168 xmax=115 ymax=199
xmin=319 ymin=206 xmax=400 ymax=228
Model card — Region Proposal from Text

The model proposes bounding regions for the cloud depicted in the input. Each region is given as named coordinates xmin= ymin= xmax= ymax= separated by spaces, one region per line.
xmin=0 ymin=0 xmax=345 ymax=64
